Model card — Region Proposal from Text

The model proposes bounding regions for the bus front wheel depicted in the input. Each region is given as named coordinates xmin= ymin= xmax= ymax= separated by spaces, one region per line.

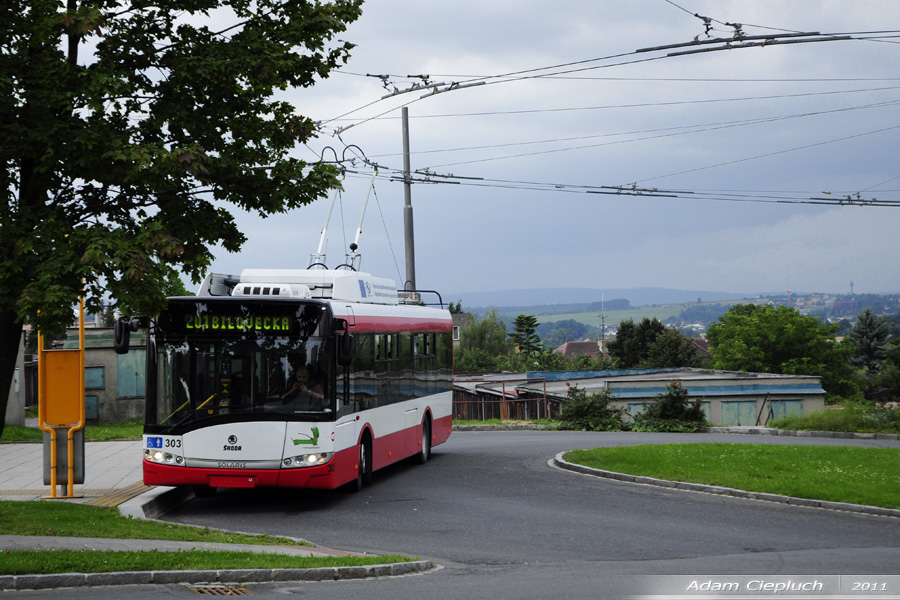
xmin=414 ymin=420 xmax=431 ymax=464
xmin=348 ymin=439 xmax=372 ymax=492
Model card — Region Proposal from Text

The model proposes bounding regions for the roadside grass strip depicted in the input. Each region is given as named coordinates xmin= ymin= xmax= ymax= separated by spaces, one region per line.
xmin=0 ymin=502 xmax=311 ymax=547
xmin=1 ymin=420 xmax=144 ymax=442
xmin=0 ymin=550 xmax=411 ymax=575
xmin=564 ymin=443 xmax=900 ymax=509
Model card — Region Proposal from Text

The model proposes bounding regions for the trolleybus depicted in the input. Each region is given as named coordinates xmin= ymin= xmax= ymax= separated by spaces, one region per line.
xmin=117 ymin=268 xmax=453 ymax=493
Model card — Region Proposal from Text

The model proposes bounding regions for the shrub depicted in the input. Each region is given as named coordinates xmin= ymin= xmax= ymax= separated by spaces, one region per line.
xmin=636 ymin=381 xmax=705 ymax=423
xmin=770 ymin=400 xmax=900 ymax=434
xmin=558 ymin=385 xmax=627 ymax=431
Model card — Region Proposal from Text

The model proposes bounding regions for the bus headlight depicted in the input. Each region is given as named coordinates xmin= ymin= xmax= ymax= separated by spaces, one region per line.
xmin=145 ymin=448 xmax=183 ymax=466
xmin=283 ymin=452 xmax=332 ymax=468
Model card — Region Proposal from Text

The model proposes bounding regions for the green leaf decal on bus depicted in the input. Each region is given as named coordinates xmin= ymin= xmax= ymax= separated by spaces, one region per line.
xmin=293 ymin=427 xmax=320 ymax=446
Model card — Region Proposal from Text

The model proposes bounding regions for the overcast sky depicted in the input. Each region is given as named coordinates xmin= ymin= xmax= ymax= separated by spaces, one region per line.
xmin=207 ymin=1 xmax=900 ymax=299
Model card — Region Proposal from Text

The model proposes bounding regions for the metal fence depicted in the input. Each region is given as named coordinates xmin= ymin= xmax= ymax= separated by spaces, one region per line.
xmin=452 ymin=378 xmax=564 ymax=421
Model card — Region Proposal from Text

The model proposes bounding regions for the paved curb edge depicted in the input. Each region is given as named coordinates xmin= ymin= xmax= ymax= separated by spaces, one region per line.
xmin=0 ymin=560 xmax=434 ymax=590
xmin=704 ymin=426 xmax=900 ymax=440
xmin=552 ymin=452 xmax=900 ymax=519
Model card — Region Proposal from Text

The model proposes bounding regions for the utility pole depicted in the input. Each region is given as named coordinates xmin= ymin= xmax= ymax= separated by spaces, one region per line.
xmin=401 ymin=107 xmax=416 ymax=292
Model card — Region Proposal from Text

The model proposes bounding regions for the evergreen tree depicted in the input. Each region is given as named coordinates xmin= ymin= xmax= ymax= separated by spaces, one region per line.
xmin=509 ymin=314 xmax=542 ymax=356
xmin=849 ymin=308 xmax=891 ymax=373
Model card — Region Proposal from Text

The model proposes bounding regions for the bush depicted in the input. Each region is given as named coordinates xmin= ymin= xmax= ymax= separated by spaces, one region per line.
xmin=635 ymin=381 xmax=705 ymax=423
xmin=770 ymin=401 xmax=900 ymax=434
xmin=558 ymin=385 xmax=627 ymax=431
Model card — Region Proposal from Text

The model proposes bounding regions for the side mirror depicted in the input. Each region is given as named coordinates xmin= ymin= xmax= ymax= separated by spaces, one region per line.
xmin=113 ymin=316 xmax=144 ymax=355
xmin=334 ymin=318 xmax=353 ymax=367
xmin=113 ymin=317 xmax=131 ymax=355
xmin=338 ymin=330 xmax=353 ymax=366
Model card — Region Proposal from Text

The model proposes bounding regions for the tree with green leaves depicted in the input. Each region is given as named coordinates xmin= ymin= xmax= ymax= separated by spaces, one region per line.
xmin=454 ymin=308 xmax=512 ymax=372
xmin=849 ymin=308 xmax=891 ymax=373
xmin=607 ymin=317 xmax=698 ymax=369
xmin=643 ymin=327 xmax=702 ymax=369
xmin=608 ymin=317 xmax=664 ymax=368
xmin=509 ymin=314 xmax=542 ymax=356
xmin=706 ymin=304 xmax=860 ymax=400
xmin=0 ymin=0 xmax=363 ymax=435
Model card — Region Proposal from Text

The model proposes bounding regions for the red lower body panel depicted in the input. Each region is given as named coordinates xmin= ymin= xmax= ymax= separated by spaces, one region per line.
xmin=144 ymin=460 xmax=344 ymax=490
xmin=143 ymin=414 xmax=452 ymax=490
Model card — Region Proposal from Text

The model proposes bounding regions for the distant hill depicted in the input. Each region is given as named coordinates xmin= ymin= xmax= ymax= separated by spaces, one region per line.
xmin=449 ymin=287 xmax=756 ymax=311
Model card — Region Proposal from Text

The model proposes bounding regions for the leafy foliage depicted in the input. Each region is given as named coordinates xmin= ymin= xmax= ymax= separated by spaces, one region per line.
xmin=632 ymin=381 xmax=706 ymax=432
xmin=536 ymin=319 xmax=591 ymax=348
xmin=557 ymin=386 xmax=627 ymax=431
xmin=607 ymin=317 xmax=701 ymax=369
xmin=454 ymin=309 xmax=618 ymax=373
xmin=0 ymin=0 xmax=363 ymax=433
xmin=666 ymin=302 xmax=732 ymax=327
xmin=707 ymin=304 xmax=861 ymax=401
xmin=770 ymin=401 xmax=900 ymax=434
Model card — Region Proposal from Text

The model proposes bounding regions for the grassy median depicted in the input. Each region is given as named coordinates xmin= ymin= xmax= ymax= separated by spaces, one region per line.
xmin=564 ymin=443 xmax=900 ymax=509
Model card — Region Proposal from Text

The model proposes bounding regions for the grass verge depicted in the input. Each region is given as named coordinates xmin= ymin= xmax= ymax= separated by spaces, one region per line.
xmin=1 ymin=550 xmax=411 ymax=575
xmin=0 ymin=501 xmax=309 ymax=546
xmin=564 ymin=443 xmax=900 ymax=509
xmin=771 ymin=402 xmax=900 ymax=434
xmin=453 ymin=419 xmax=557 ymax=427
xmin=0 ymin=502 xmax=414 ymax=575
xmin=1 ymin=420 xmax=144 ymax=443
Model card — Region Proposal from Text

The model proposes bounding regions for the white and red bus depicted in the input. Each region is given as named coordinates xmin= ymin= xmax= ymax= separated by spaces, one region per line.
xmin=122 ymin=268 xmax=453 ymax=493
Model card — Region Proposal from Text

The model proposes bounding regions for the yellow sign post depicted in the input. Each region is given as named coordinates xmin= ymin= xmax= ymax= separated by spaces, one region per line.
xmin=37 ymin=296 xmax=86 ymax=499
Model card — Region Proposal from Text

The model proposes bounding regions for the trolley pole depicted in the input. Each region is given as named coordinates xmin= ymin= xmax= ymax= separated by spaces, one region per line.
xmin=401 ymin=106 xmax=416 ymax=292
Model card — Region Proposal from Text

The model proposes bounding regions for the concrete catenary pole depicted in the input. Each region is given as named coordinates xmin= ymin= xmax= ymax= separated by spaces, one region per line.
xmin=402 ymin=106 xmax=416 ymax=292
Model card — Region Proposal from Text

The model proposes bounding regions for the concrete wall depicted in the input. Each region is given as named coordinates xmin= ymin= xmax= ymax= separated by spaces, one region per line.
xmin=67 ymin=328 xmax=145 ymax=424
xmin=604 ymin=375 xmax=825 ymax=426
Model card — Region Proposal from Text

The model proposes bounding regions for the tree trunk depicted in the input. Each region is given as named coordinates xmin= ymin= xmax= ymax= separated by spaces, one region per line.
xmin=0 ymin=306 xmax=24 ymax=438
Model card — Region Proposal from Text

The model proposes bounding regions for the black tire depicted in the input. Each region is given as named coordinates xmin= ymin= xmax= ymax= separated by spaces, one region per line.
xmin=347 ymin=439 xmax=371 ymax=492
xmin=361 ymin=439 xmax=373 ymax=487
xmin=414 ymin=420 xmax=431 ymax=464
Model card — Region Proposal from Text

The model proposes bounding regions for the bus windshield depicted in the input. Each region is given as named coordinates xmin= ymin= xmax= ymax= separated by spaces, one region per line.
xmin=147 ymin=300 xmax=335 ymax=432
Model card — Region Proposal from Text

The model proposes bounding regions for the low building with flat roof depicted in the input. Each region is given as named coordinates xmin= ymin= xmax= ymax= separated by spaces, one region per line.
xmin=453 ymin=368 xmax=825 ymax=426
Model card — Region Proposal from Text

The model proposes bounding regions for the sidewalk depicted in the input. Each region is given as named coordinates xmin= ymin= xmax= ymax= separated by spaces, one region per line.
xmin=0 ymin=440 xmax=146 ymax=506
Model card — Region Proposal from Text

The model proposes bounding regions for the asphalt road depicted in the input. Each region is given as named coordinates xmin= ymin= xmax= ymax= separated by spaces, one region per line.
xmin=21 ymin=431 xmax=900 ymax=599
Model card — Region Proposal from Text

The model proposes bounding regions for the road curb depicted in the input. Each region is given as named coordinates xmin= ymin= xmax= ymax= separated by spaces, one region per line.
xmin=453 ymin=424 xmax=551 ymax=431
xmin=0 ymin=560 xmax=434 ymax=591
xmin=705 ymin=426 xmax=900 ymax=440
xmin=120 ymin=484 xmax=194 ymax=520
xmin=552 ymin=452 xmax=900 ymax=519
